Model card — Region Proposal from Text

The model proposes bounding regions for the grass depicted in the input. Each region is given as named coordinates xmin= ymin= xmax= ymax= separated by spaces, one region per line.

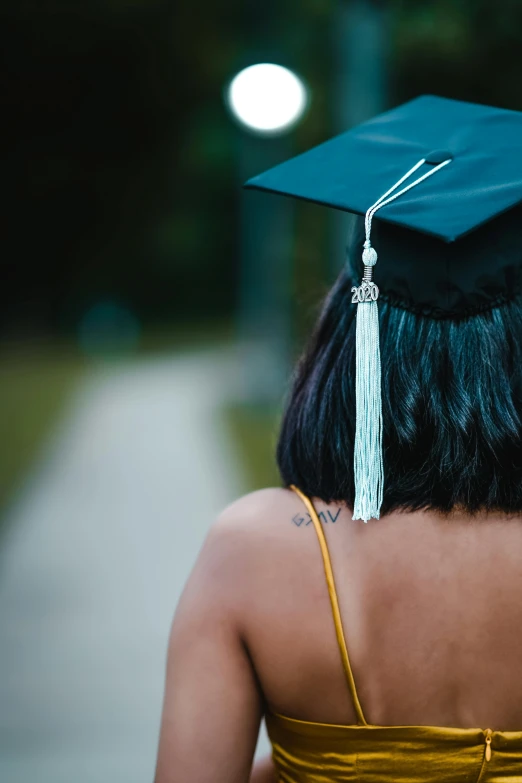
xmin=0 ymin=343 xmax=87 ymax=514
xmin=225 ymin=404 xmax=282 ymax=492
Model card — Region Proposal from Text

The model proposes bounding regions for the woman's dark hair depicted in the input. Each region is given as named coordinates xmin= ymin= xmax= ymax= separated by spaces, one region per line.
xmin=277 ymin=267 xmax=522 ymax=516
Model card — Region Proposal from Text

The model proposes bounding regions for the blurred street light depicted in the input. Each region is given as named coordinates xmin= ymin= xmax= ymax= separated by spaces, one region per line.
xmin=226 ymin=63 xmax=309 ymax=405
xmin=226 ymin=63 xmax=308 ymax=136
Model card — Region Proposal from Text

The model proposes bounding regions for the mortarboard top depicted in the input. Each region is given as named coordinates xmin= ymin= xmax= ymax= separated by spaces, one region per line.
xmin=244 ymin=94 xmax=522 ymax=242
xmin=244 ymin=95 xmax=522 ymax=318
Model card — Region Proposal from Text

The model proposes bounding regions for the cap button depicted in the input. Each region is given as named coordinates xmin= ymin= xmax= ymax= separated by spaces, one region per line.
xmin=425 ymin=149 xmax=453 ymax=165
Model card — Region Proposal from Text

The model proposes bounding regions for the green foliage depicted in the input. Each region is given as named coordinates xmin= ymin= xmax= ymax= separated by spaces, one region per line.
xmin=0 ymin=346 xmax=86 ymax=516
xmin=226 ymin=404 xmax=281 ymax=491
xmin=4 ymin=0 xmax=522 ymax=341
xmin=393 ymin=0 xmax=522 ymax=109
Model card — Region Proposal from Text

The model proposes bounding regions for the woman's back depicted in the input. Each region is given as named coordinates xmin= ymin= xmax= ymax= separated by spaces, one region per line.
xmin=155 ymin=485 xmax=522 ymax=782
xmin=237 ymin=487 xmax=522 ymax=730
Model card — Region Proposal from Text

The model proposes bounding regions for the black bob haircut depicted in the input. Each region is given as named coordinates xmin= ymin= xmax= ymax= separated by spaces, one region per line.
xmin=277 ymin=242 xmax=522 ymax=517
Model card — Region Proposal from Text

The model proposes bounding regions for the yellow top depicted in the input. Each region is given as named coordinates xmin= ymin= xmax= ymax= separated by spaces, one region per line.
xmin=266 ymin=486 xmax=522 ymax=781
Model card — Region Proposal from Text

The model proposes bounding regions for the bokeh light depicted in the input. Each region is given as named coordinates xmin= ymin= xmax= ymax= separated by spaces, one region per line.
xmin=226 ymin=63 xmax=309 ymax=135
xmin=78 ymin=300 xmax=141 ymax=358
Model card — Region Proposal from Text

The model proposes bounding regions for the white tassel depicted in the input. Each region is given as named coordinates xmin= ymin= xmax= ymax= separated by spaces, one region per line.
xmin=352 ymin=294 xmax=383 ymax=522
xmin=350 ymin=156 xmax=452 ymax=522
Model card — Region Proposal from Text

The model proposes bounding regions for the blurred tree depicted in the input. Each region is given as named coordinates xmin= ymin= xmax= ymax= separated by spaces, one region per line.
xmin=1 ymin=0 xmax=244 ymax=339
xmin=2 ymin=0 xmax=522 ymax=342
xmin=394 ymin=0 xmax=522 ymax=109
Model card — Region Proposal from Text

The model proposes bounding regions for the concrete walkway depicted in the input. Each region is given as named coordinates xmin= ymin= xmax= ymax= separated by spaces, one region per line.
xmin=0 ymin=348 xmax=269 ymax=783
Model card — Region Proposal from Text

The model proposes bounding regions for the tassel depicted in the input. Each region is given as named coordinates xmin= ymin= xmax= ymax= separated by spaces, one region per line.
xmin=351 ymin=245 xmax=383 ymax=522
xmin=349 ymin=156 xmax=452 ymax=521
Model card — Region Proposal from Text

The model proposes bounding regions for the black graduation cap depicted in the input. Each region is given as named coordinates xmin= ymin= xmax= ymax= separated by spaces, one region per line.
xmin=244 ymin=95 xmax=522 ymax=522
xmin=245 ymin=94 xmax=522 ymax=318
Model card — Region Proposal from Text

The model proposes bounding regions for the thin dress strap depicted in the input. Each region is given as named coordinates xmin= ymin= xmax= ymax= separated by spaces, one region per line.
xmin=290 ymin=485 xmax=368 ymax=726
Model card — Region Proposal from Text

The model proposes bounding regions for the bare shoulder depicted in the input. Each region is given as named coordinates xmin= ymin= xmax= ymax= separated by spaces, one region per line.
xmin=203 ymin=487 xmax=305 ymax=560
xmin=213 ymin=487 xmax=349 ymax=537
xmin=174 ymin=490 xmax=303 ymax=623
xmin=197 ymin=488 xmax=313 ymax=596
xmin=197 ymin=488 xmax=352 ymax=612
xmin=214 ymin=487 xmax=301 ymax=534
xmin=208 ymin=486 xmax=349 ymax=551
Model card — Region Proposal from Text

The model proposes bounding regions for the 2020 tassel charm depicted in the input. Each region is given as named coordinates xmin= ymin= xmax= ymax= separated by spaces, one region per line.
xmin=351 ymin=241 xmax=383 ymax=522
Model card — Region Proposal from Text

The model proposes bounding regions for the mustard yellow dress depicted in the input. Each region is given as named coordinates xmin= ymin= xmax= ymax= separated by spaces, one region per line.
xmin=266 ymin=486 xmax=522 ymax=782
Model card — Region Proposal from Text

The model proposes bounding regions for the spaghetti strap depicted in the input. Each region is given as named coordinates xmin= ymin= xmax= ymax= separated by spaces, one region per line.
xmin=290 ymin=485 xmax=368 ymax=727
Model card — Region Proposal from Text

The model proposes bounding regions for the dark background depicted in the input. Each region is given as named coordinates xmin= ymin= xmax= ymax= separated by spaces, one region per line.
xmin=4 ymin=0 xmax=522 ymax=342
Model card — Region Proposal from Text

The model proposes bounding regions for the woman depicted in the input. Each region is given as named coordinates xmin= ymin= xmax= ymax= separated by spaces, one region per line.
xmin=155 ymin=96 xmax=522 ymax=781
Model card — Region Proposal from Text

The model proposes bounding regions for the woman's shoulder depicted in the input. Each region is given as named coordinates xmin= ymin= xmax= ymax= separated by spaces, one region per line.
xmin=202 ymin=487 xmax=320 ymax=579
xmin=206 ymin=487 xmax=303 ymax=558
xmin=209 ymin=486 xmax=354 ymax=547
xmin=187 ymin=489 xmax=309 ymax=622
xmin=215 ymin=486 xmax=299 ymax=529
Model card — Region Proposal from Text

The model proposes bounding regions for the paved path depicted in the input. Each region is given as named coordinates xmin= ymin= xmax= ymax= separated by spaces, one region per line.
xmin=0 ymin=348 xmax=270 ymax=783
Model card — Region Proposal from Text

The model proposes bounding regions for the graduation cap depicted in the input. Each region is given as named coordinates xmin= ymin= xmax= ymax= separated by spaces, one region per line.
xmin=244 ymin=94 xmax=522 ymax=522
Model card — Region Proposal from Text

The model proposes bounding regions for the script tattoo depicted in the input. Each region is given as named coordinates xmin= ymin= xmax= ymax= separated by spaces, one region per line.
xmin=292 ymin=507 xmax=341 ymax=527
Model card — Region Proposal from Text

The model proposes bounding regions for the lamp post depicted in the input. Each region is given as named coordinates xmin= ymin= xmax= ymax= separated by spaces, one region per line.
xmin=331 ymin=0 xmax=390 ymax=277
xmin=225 ymin=63 xmax=309 ymax=404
